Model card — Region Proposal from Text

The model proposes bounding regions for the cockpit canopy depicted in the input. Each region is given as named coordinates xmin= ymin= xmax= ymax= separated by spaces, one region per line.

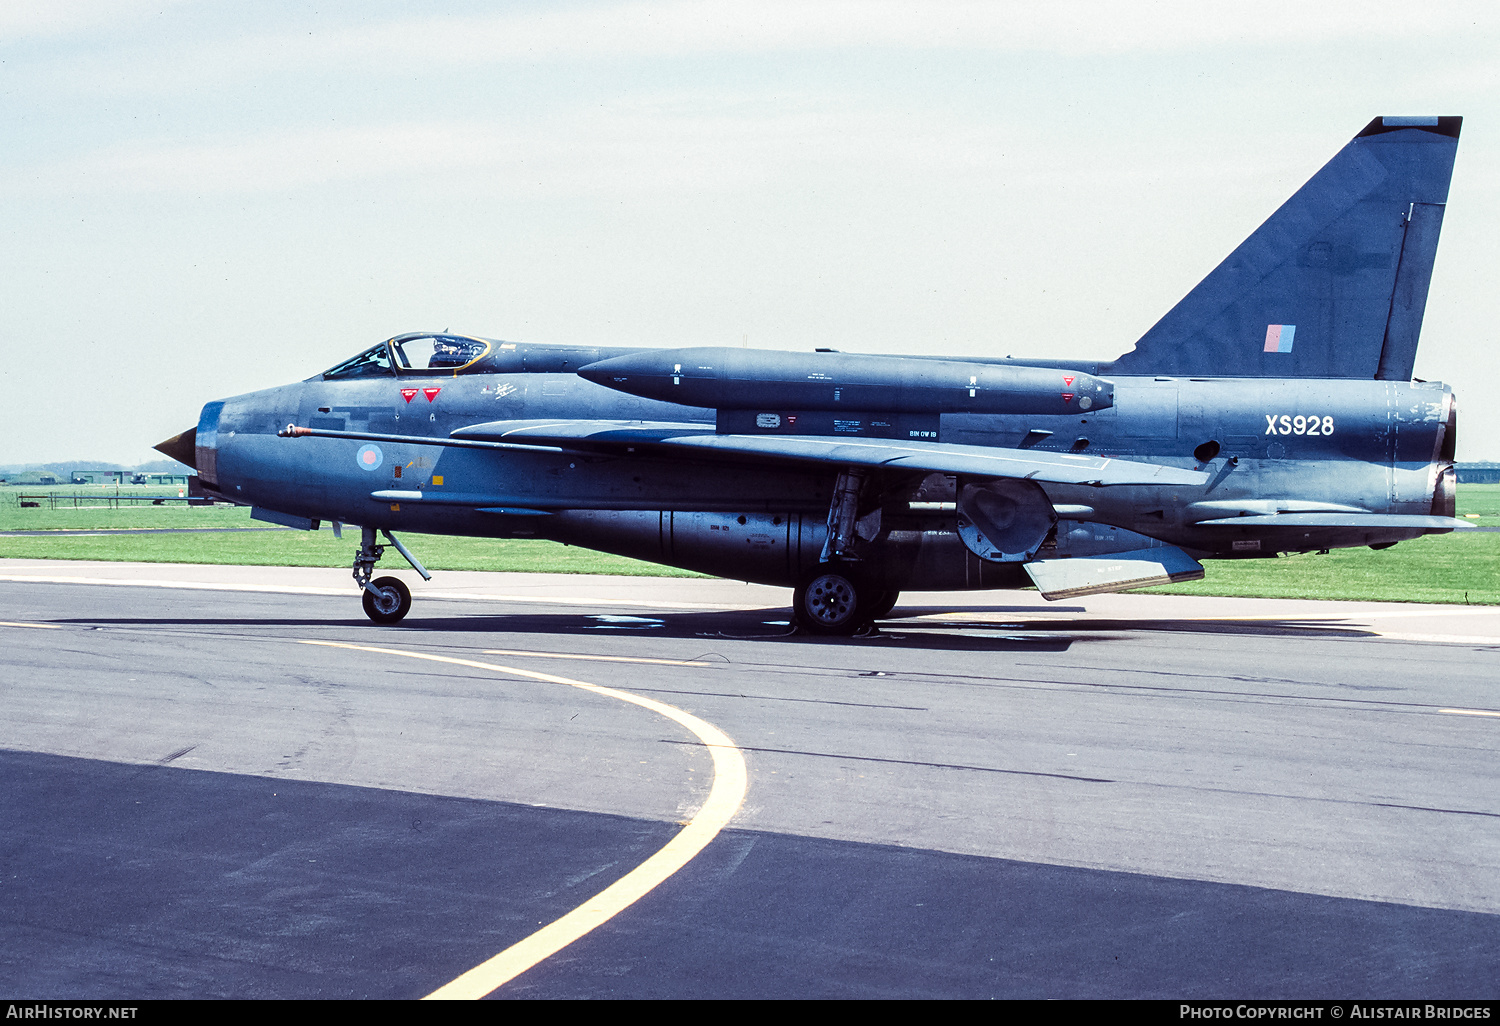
xmin=322 ymin=333 xmax=494 ymax=379
xmin=394 ymin=334 xmax=489 ymax=371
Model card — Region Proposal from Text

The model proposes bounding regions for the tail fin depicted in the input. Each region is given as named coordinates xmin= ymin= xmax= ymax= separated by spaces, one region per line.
xmin=1108 ymin=116 xmax=1460 ymax=380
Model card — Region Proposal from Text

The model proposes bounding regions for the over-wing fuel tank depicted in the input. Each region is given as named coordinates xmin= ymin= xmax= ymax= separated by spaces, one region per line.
xmin=578 ymin=347 xmax=1113 ymax=416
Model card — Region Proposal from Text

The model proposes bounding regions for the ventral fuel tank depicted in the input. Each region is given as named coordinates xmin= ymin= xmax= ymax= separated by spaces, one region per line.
xmin=578 ymin=347 xmax=1113 ymax=417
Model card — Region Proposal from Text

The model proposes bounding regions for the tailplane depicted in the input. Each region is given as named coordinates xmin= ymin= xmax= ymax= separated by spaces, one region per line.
xmin=1108 ymin=116 xmax=1460 ymax=380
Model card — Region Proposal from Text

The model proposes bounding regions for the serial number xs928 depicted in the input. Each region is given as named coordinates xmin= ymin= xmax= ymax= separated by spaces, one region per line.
xmin=1265 ymin=414 xmax=1335 ymax=436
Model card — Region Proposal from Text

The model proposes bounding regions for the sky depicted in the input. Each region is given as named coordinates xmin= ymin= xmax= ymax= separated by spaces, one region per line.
xmin=4 ymin=0 xmax=1499 ymax=463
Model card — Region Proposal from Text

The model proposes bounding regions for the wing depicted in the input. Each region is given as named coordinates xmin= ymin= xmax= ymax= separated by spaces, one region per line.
xmin=450 ymin=419 xmax=1210 ymax=488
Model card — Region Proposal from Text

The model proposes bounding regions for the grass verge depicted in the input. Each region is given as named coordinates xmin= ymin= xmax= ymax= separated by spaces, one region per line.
xmin=4 ymin=484 xmax=1497 ymax=601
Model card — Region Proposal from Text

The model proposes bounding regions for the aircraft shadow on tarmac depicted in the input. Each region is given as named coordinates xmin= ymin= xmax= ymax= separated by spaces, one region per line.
xmin=886 ymin=608 xmax=1386 ymax=640
xmin=55 ymin=603 xmax=1383 ymax=650
xmin=56 ymin=608 xmax=1074 ymax=651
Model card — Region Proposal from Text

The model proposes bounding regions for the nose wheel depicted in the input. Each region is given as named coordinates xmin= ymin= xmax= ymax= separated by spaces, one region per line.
xmin=351 ymin=526 xmax=429 ymax=624
xmin=361 ymin=576 xmax=412 ymax=624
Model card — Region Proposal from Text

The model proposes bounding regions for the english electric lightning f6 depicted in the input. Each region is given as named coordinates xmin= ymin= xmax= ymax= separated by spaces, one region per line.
xmin=158 ymin=117 xmax=1471 ymax=633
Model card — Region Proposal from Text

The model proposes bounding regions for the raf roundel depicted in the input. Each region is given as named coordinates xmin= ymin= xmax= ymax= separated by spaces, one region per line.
xmin=356 ymin=443 xmax=383 ymax=472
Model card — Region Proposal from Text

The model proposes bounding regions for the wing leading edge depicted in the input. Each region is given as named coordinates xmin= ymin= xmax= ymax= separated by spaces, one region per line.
xmin=1193 ymin=513 xmax=1484 ymax=530
xmin=450 ymin=420 xmax=1209 ymax=488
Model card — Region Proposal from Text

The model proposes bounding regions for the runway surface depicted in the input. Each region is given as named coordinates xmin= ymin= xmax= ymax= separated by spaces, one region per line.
xmin=1 ymin=559 xmax=1497 ymax=999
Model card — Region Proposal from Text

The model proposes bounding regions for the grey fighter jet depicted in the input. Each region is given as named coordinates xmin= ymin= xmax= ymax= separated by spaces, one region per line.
xmin=156 ymin=116 xmax=1471 ymax=634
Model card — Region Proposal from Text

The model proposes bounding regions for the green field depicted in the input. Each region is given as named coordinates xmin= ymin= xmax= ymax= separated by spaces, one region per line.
xmin=0 ymin=486 xmax=702 ymax=578
xmin=3 ymin=484 xmax=1497 ymax=602
xmin=1154 ymin=483 xmax=1500 ymax=604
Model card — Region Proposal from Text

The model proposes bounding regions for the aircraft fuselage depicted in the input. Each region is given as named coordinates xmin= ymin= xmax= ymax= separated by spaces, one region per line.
xmin=196 ymin=352 xmax=1455 ymax=592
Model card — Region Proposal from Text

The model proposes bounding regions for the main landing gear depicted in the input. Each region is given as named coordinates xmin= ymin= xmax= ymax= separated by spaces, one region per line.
xmin=792 ymin=467 xmax=900 ymax=636
xmin=352 ymin=526 xmax=430 ymax=625
xmin=792 ymin=563 xmax=901 ymax=636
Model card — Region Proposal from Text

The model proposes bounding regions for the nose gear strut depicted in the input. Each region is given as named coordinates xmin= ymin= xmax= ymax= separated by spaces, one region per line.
xmin=352 ymin=527 xmax=386 ymax=595
xmin=352 ymin=526 xmax=430 ymax=624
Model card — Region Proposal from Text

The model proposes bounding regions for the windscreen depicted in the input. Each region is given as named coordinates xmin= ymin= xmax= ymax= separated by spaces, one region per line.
xmin=323 ymin=343 xmax=394 ymax=379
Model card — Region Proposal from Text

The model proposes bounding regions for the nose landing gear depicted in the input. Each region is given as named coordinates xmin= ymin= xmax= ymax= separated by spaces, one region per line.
xmin=362 ymin=577 xmax=412 ymax=624
xmin=352 ymin=526 xmax=430 ymax=625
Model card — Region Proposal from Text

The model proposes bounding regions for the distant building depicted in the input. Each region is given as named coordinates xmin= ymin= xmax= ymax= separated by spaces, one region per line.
xmin=1456 ymin=462 xmax=1500 ymax=484
xmin=66 ymin=469 xmax=134 ymax=485
xmin=1 ymin=467 xmax=189 ymax=487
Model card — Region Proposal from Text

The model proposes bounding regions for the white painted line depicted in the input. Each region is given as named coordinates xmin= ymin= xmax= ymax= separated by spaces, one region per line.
xmin=420 ymin=590 xmax=735 ymax=610
xmin=0 ymin=574 xmax=738 ymax=609
xmin=1370 ymin=632 xmax=1500 ymax=646
xmin=1439 ymin=708 xmax=1500 ymax=718
xmin=916 ymin=611 xmax=1500 ymax=645
xmin=926 ymin=605 xmax=1500 ymax=623
xmin=0 ymin=620 xmax=63 ymax=629
xmin=1354 ymin=607 xmax=1500 ymax=619
xmin=296 ymin=640 xmax=748 ymax=999
xmin=0 ymin=574 xmax=353 ymax=596
xmin=482 ymin=649 xmax=714 ymax=667
xmin=917 ymin=611 xmax=1346 ymax=625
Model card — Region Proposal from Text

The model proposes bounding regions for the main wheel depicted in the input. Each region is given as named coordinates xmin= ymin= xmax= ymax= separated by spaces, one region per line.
xmin=866 ymin=589 xmax=900 ymax=620
xmin=362 ymin=576 xmax=412 ymax=625
xmin=794 ymin=566 xmax=869 ymax=636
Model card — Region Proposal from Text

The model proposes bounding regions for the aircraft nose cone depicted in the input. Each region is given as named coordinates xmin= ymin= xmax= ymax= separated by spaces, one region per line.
xmin=154 ymin=427 xmax=197 ymax=469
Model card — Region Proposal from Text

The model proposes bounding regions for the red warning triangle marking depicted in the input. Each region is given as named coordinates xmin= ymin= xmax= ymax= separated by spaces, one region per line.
xmin=423 ymin=387 xmax=442 ymax=402
xmin=1062 ymin=393 xmax=1074 ymax=402
xmin=1062 ymin=375 xmax=1075 ymax=387
xmin=400 ymin=388 xmax=418 ymax=403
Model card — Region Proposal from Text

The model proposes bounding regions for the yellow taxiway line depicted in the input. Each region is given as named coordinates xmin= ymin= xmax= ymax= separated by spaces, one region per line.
xmin=297 ymin=640 xmax=747 ymax=999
